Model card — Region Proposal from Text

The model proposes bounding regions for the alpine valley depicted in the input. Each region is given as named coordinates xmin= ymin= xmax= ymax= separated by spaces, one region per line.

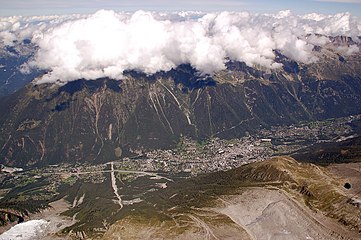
xmin=0 ymin=13 xmax=361 ymax=240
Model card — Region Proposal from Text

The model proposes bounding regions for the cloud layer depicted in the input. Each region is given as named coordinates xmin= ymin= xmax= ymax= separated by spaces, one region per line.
xmin=0 ymin=10 xmax=360 ymax=84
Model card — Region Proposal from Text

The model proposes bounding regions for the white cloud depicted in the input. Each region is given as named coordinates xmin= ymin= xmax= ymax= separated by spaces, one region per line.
xmin=0 ymin=10 xmax=360 ymax=84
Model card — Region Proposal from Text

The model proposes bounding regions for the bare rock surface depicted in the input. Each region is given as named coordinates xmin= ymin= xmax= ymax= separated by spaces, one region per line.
xmin=217 ymin=189 xmax=337 ymax=240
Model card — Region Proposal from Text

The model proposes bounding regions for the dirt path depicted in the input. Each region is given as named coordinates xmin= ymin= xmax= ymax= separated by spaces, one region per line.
xmin=187 ymin=214 xmax=219 ymax=240
xmin=44 ymin=167 xmax=173 ymax=182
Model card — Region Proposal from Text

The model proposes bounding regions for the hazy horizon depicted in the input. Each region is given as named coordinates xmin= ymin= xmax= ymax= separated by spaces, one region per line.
xmin=1 ymin=0 xmax=361 ymax=17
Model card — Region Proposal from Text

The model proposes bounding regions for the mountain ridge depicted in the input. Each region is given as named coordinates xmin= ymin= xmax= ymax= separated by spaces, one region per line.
xmin=0 ymin=46 xmax=360 ymax=167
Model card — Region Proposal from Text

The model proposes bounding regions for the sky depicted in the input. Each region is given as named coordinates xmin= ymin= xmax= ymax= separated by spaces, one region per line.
xmin=0 ymin=0 xmax=361 ymax=17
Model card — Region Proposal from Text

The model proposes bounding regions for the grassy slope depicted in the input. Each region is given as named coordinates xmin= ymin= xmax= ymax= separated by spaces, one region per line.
xmin=103 ymin=156 xmax=361 ymax=239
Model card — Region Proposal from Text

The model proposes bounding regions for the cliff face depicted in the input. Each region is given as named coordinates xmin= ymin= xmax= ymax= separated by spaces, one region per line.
xmin=0 ymin=48 xmax=360 ymax=167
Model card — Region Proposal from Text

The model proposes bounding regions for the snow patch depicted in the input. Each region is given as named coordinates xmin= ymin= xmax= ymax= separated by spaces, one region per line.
xmin=0 ymin=220 xmax=49 ymax=240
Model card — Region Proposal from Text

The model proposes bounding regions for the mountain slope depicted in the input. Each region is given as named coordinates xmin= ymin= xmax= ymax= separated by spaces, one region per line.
xmin=102 ymin=156 xmax=361 ymax=240
xmin=0 ymin=47 xmax=360 ymax=166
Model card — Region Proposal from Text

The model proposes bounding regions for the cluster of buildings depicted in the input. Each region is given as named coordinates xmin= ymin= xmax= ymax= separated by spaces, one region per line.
xmin=3 ymin=115 xmax=359 ymax=180
xmin=116 ymin=137 xmax=275 ymax=175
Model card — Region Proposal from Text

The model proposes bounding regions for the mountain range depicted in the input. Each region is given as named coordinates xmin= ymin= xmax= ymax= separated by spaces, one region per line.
xmin=0 ymin=37 xmax=360 ymax=167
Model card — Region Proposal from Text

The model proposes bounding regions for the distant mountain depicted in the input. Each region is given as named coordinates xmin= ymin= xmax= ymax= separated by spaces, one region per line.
xmin=0 ymin=42 xmax=360 ymax=167
xmin=0 ymin=41 xmax=42 ymax=97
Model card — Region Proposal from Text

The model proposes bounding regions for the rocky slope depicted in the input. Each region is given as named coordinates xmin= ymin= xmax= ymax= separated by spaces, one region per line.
xmin=1 ymin=147 xmax=360 ymax=239
xmin=0 ymin=45 xmax=360 ymax=167
xmin=102 ymin=156 xmax=361 ymax=240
